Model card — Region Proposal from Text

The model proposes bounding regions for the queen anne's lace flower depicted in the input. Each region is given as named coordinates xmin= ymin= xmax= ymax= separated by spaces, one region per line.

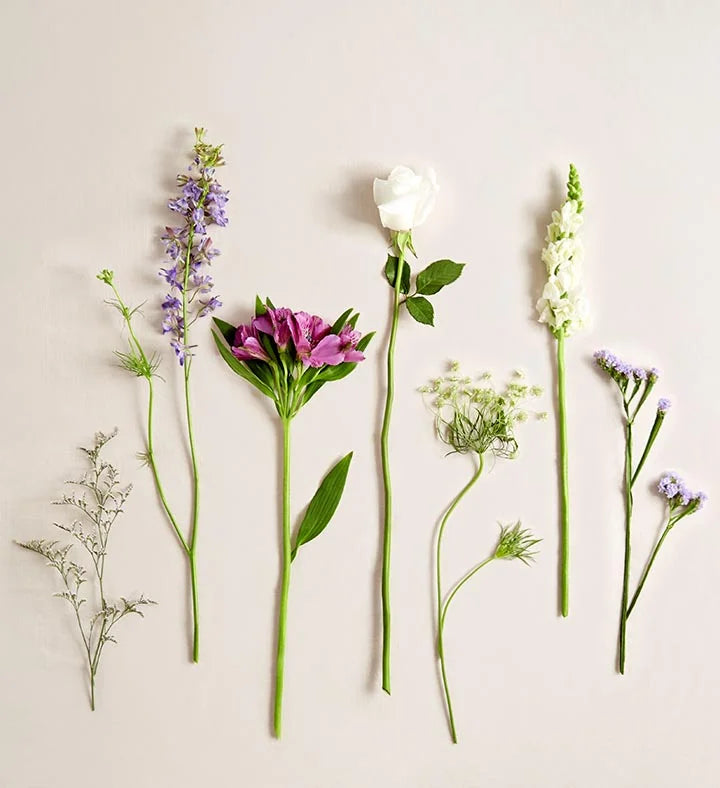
xmin=536 ymin=169 xmax=588 ymax=337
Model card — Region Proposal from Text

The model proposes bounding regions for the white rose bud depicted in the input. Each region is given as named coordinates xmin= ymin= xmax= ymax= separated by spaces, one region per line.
xmin=373 ymin=165 xmax=438 ymax=232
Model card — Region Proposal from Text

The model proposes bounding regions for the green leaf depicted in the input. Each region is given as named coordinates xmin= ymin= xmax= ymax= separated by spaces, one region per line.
xmin=266 ymin=296 xmax=276 ymax=310
xmin=330 ymin=308 xmax=354 ymax=335
xmin=405 ymin=296 xmax=434 ymax=325
xmin=212 ymin=317 xmax=236 ymax=345
xmin=211 ymin=330 xmax=275 ymax=399
xmin=384 ymin=255 xmax=410 ymax=294
xmin=254 ymin=296 xmax=267 ymax=317
xmin=301 ymin=380 xmax=326 ymax=406
xmin=415 ymin=260 xmax=465 ymax=295
xmin=292 ymin=453 xmax=353 ymax=560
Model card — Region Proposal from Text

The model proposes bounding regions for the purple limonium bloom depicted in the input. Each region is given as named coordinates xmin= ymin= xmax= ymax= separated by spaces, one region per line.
xmin=658 ymin=472 xmax=707 ymax=512
xmin=232 ymin=320 xmax=270 ymax=362
xmin=255 ymin=307 xmax=294 ymax=351
xmin=159 ymin=129 xmax=228 ymax=364
xmin=657 ymin=398 xmax=671 ymax=413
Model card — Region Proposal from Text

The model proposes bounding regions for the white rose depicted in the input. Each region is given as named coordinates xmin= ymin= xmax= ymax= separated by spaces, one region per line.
xmin=373 ymin=165 xmax=438 ymax=232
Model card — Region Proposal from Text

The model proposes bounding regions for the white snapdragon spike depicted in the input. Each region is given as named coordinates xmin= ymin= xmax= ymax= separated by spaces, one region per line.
xmin=536 ymin=198 xmax=588 ymax=336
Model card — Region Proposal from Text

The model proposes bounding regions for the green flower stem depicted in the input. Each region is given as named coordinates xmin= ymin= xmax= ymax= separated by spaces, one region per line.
xmin=626 ymin=519 xmax=674 ymax=618
xmin=181 ymin=219 xmax=203 ymax=663
xmin=106 ymin=284 xmax=189 ymax=555
xmin=379 ymin=244 xmax=405 ymax=695
xmin=438 ymin=555 xmax=494 ymax=744
xmin=274 ymin=415 xmax=292 ymax=738
xmin=435 ymin=458 xmax=484 ymax=743
xmin=631 ymin=411 xmax=664 ymax=488
xmin=556 ymin=330 xmax=570 ymax=617
xmin=618 ymin=418 xmax=633 ymax=674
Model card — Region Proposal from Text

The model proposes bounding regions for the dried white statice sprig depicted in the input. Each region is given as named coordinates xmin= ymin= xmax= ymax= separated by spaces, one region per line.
xmin=17 ymin=429 xmax=155 ymax=710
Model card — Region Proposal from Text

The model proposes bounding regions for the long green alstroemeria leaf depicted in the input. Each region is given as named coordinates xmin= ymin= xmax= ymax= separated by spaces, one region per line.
xmin=292 ymin=452 xmax=353 ymax=560
xmin=211 ymin=329 xmax=275 ymax=399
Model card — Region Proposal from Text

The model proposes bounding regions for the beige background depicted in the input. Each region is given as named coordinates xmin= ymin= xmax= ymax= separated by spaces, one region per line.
xmin=2 ymin=1 xmax=719 ymax=786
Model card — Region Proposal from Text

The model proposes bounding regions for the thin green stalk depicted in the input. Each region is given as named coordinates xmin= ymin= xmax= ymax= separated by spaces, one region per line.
xmin=181 ymin=226 xmax=202 ymax=663
xmin=183 ymin=362 xmax=201 ymax=662
xmin=274 ymin=415 xmax=292 ymax=738
xmin=626 ymin=520 xmax=673 ymax=617
xmin=379 ymin=247 xmax=404 ymax=695
xmin=556 ymin=330 xmax=570 ymax=617
xmin=437 ymin=555 xmax=494 ymax=744
xmin=146 ymin=382 xmax=188 ymax=552
xmin=107 ymin=282 xmax=187 ymax=552
xmin=435 ymin=459 xmax=484 ymax=743
xmin=618 ymin=419 xmax=633 ymax=674
xmin=631 ymin=411 xmax=664 ymax=488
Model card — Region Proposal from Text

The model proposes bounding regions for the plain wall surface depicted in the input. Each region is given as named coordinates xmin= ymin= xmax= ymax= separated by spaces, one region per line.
xmin=1 ymin=1 xmax=719 ymax=786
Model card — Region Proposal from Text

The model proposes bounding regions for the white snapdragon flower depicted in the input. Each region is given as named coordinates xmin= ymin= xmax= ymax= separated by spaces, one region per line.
xmin=537 ymin=194 xmax=587 ymax=336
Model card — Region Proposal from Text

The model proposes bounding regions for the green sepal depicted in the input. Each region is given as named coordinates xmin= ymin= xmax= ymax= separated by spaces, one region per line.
xmin=405 ymin=296 xmax=435 ymax=325
xmin=266 ymin=296 xmax=276 ymax=310
xmin=415 ymin=260 xmax=465 ymax=295
xmin=255 ymin=296 xmax=267 ymax=317
xmin=211 ymin=329 xmax=275 ymax=400
xmin=291 ymin=452 xmax=353 ymax=560
xmin=384 ymin=255 xmax=411 ymax=294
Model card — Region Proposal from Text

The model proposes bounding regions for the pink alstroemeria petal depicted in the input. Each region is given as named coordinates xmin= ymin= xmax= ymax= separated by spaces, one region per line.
xmin=307 ymin=335 xmax=344 ymax=367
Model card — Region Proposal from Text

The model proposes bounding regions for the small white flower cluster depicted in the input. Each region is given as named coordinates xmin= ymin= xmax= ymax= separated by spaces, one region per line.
xmin=536 ymin=199 xmax=588 ymax=336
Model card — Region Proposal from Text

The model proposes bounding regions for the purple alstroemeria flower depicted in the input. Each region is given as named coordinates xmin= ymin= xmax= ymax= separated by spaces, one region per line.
xmin=232 ymin=320 xmax=270 ymax=362
xmin=338 ymin=324 xmax=365 ymax=363
xmin=290 ymin=311 xmax=331 ymax=360
xmin=255 ymin=307 xmax=294 ymax=351
xmin=299 ymin=325 xmax=365 ymax=368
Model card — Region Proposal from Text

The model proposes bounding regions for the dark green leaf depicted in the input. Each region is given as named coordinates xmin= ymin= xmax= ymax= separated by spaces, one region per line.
xmin=301 ymin=380 xmax=326 ymax=405
xmin=355 ymin=331 xmax=375 ymax=352
xmin=330 ymin=308 xmax=354 ymax=335
xmin=292 ymin=453 xmax=353 ymax=560
xmin=212 ymin=317 xmax=236 ymax=345
xmin=405 ymin=296 xmax=434 ymax=325
xmin=211 ymin=330 xmax=275 ymax=399
xmin=415 ymin=260 xmax=465 ymax=295
xmin=266 ymin=296 xmax=276 ymax=310
xmin=384 ymin=255 xmax=410 ymax=294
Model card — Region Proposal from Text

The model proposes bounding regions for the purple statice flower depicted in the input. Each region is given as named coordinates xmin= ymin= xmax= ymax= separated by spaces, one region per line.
xmin=594 ymin=349 xmax=657 ymax=388
xmin=232 ymin=320 xmax=270 ymax=362
xmin=648 ymin=367 xmax=660 ymax=381
xmin=657 ymin=398 xmax=671 ymax=413
xmin=255 ymin=307 xmax=294 ymax=351
xmin=158 ymin=129 xmax=228 ymax=364
xmin=657 ymin=472 xmax=707 ymax=513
